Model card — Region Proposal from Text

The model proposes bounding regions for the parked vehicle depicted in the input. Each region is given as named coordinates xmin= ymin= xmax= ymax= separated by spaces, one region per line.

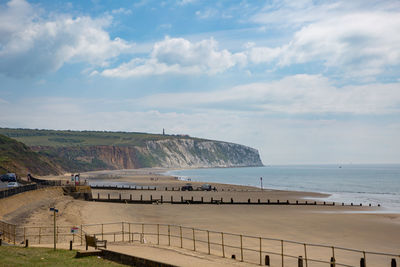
xmin=7 ymin=182 xmax=19 ymax=188
xmin=1 ymin=173 xmax=17 ymax=182
xmin=199 ymin=184 xmax=212 ymax=191
xmin=181 ymin=183 xmax=193 ymax=191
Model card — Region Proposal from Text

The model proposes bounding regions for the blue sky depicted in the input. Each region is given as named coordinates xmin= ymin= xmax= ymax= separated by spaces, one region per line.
xmin=1 ymin=0 xmax=400 ymax=164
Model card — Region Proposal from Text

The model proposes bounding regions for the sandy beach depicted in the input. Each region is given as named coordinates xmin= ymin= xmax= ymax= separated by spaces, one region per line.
xmin=1 ymin=169 xmax=400 ymax=266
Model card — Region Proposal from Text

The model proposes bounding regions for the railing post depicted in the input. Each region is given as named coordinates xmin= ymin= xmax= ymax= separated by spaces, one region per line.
xmin=180 ymin=226 xmax=183 ymax=248
xmin=122 ymin=222 xmax=124 ymax=242
xmin=157 ymin=224 xmax=160 ymax=245
xmin=281 ymin=240 xmax=284 ymax=267
xmin=221 ymin=232 xmax=225 ymax=258
xmin=168 ymin=225 xmax=171 ymax=246
xmin=191 ymin=228 xmax=195 ymax=251
xmin=207 ymin=230 xmax=210 ymax=255
xmin=259 ymin=237 xmax=262 ymax=265
xmin=331 ymin=246 xmax=336 ymax=267
xmin=141 ymin=223 xmax=144 ymax=243
xmin=240 ymin=234 xmax=243 ymax=262
xmin=302 ymin=244 xmax=307 ymax=267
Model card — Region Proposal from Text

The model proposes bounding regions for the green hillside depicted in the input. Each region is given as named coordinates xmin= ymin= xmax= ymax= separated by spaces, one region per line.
xmin=0 ymin=134 xmax=63 ymax=176
xmin=0 ymin=128 xmax=199 ymax=147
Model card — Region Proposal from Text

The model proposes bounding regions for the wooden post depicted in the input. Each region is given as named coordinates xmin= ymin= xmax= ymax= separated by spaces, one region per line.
xmin=207 ymin=230 xmax=210 ymax=255
xmin=141 ymin=195 xmax=143 ymax=201
xmin=39 ymin=227 xmax=41 ymax=244
xmin=80 ymin=225 xmax=83 ymax=246
xmin=161 ymin=195 xmax=163 ymax=204
xmin=240 ymin=235 xmax=243 ymax=262
xmin=281 ymin=240 xmax=284 ymax=267
xmin=221 ymin=232 xmax=225 ymax=258
xmin=168 ymin=225 xmax=171 ymax=246
xmin=102 ymin=224 xmax=104 ymax=240
xmin=130 ymin=194 xmax=132 ymax=201
xmin=24 ymin=227 xmax=26 ymax=243
xmin=181 ymin=196 xmax=183 ymax=203
xmin=108 ymin=193 xmax=110 ymax=200
xmin=171 ymin=196 xmax=173 ymax=203
xmin=180 ymin=226 xmax=183 ymax=248
xmin=298 ymin=256 xmax=303 ymax=267
xmin=201 ymin=197 xmax=204 ymax=203
xmin=192 ymin=228 xmax=195 ymax=251
xmin=265 ymin=255 xmax=270 ymax=266
xmin=259 ymin=237 xmax=262 ymax=266
xmin=98 ymin=193 xmax=100 ymax=199
xmin=13 ymin=225 xmax=16 ymax=245
xmin=391 ymin=259 xmax=396 ymax=267
xmin=129 ymin=223 xmax=131 ymax=242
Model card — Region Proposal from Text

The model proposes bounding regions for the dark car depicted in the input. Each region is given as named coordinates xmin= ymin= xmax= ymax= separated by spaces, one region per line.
xmin=181 ymin=183 xmax=193 ymax=191
xmin=0 ymin=173 xmax=17 ymax=182
xmin=199 ymin=184 xmax=212 ymax=191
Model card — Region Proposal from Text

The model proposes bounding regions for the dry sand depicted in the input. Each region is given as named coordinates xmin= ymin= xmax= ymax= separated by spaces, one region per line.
xmin=1 ymin=169 xmax=400 ymax=266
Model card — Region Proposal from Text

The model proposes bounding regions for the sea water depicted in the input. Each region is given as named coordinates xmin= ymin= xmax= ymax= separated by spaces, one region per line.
xmin=166 ymin=165 xmax=400 ymax=213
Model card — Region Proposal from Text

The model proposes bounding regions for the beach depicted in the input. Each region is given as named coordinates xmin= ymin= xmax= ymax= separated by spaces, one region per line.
xmin=1 ymin=168 xmax=400 ymax=266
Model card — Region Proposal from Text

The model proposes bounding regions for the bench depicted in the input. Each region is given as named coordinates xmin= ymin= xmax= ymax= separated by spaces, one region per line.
xmin=85 ymin=234 xmax=107 ymax=250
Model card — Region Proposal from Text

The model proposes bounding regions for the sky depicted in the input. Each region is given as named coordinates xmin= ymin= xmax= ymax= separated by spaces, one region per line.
xmin=0 ymin=0 xmax=400 ymax=164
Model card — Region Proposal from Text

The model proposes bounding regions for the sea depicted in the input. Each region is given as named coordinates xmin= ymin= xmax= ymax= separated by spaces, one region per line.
xmin=166 ymin=164 xmax=400 ymax=213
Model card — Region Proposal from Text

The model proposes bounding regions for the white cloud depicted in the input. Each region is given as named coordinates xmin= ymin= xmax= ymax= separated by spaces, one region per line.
xmin=111 ymin=8 xmax=132 ymax=15
xmin=0 ymin=0 xmax=133 ymax=77
xmin=139 ymin=74 xmax=400 ymax=115
xmin=100 ymin=37 xmax=247 ymax=77
xmin=177 ymin=0 xmax=196 ymax=6
xmin=249 ymin=1 xmax=400 ymax=77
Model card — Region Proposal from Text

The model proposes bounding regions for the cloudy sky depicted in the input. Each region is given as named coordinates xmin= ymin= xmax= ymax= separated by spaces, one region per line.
xmin=1 ymin=0 xmax=400 ymax=164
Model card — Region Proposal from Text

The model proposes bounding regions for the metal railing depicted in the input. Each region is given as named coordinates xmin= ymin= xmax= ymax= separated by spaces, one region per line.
xmin=1 ymin=220 xmax=398 ymax=266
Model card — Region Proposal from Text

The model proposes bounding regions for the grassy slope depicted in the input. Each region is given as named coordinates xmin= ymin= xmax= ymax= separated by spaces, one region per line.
xmin=0 ymin=128 xmax=203 ymax=147
xmin=0 ymin=134 xmax=62 ymax=176
xmin=0 ymin=247 xmax=125 ymax=266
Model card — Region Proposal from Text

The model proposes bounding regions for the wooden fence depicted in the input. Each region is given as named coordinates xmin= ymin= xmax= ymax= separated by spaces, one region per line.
xmin=1 ymin=220 xmax=398 ymax=267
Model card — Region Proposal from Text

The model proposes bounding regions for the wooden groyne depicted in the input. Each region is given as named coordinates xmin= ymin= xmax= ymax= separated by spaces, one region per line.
xmin=90 ymin=193 xmax=380 ymax=207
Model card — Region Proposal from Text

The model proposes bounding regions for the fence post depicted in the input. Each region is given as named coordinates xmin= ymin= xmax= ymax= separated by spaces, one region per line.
xmin=221 ymin=232 xmax=225 ymax=258
xmin=13 ymin=225 xmax=16 ymax=245
xmin=80 ymin=225 xmax=83 ymax=245
xmin=24 ymin=227 xmax=26 ymax=243
xmin=391 ymin=259 xmax=397 ymax=267
xmin=192 ymin=228 xmax=196 ymax=251
xmin=281 ymin=240 xmax=284 ymax=267
xmin=240 ymin=234 xmax=243 ymax=262
xmin=180 ymin=226 xmax=183 ymax=248
xmin=39 ymin=227 xmax=41 ymax=244
xmin=101 ymin=224 xmax=104 ymax=240
xmin=298 ymin=256 xmax=303 ymax=267
xmin=207 ymin=230 xmax=210 ymax=255
xmin=259 ymin=237 xmax=262 ymax=266
xmin=168 ymin=225 xmax=171 ymax=246
xmin=129 ymin=223 xmax=131 ymax=242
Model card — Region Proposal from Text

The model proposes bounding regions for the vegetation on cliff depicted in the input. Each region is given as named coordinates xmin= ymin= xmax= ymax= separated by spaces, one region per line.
xmin=0 ymin=134 xmax=62 ymax=176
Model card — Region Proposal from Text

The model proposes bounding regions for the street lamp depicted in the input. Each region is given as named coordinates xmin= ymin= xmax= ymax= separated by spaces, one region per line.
xmin=50 ymin=207 xmax=58 ymax=250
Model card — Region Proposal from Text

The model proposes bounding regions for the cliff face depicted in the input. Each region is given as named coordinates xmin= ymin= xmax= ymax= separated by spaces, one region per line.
xmin=32 ymin=138 xmax=263 ymax=171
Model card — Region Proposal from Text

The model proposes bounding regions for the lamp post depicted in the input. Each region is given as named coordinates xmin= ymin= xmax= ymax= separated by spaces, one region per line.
xmin=50 ymin=207 xmax=58 ymax=250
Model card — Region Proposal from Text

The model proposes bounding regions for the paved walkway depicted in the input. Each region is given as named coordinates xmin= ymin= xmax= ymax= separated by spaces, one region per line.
xmin=34 ymin=242 xmax=255 ymax=267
